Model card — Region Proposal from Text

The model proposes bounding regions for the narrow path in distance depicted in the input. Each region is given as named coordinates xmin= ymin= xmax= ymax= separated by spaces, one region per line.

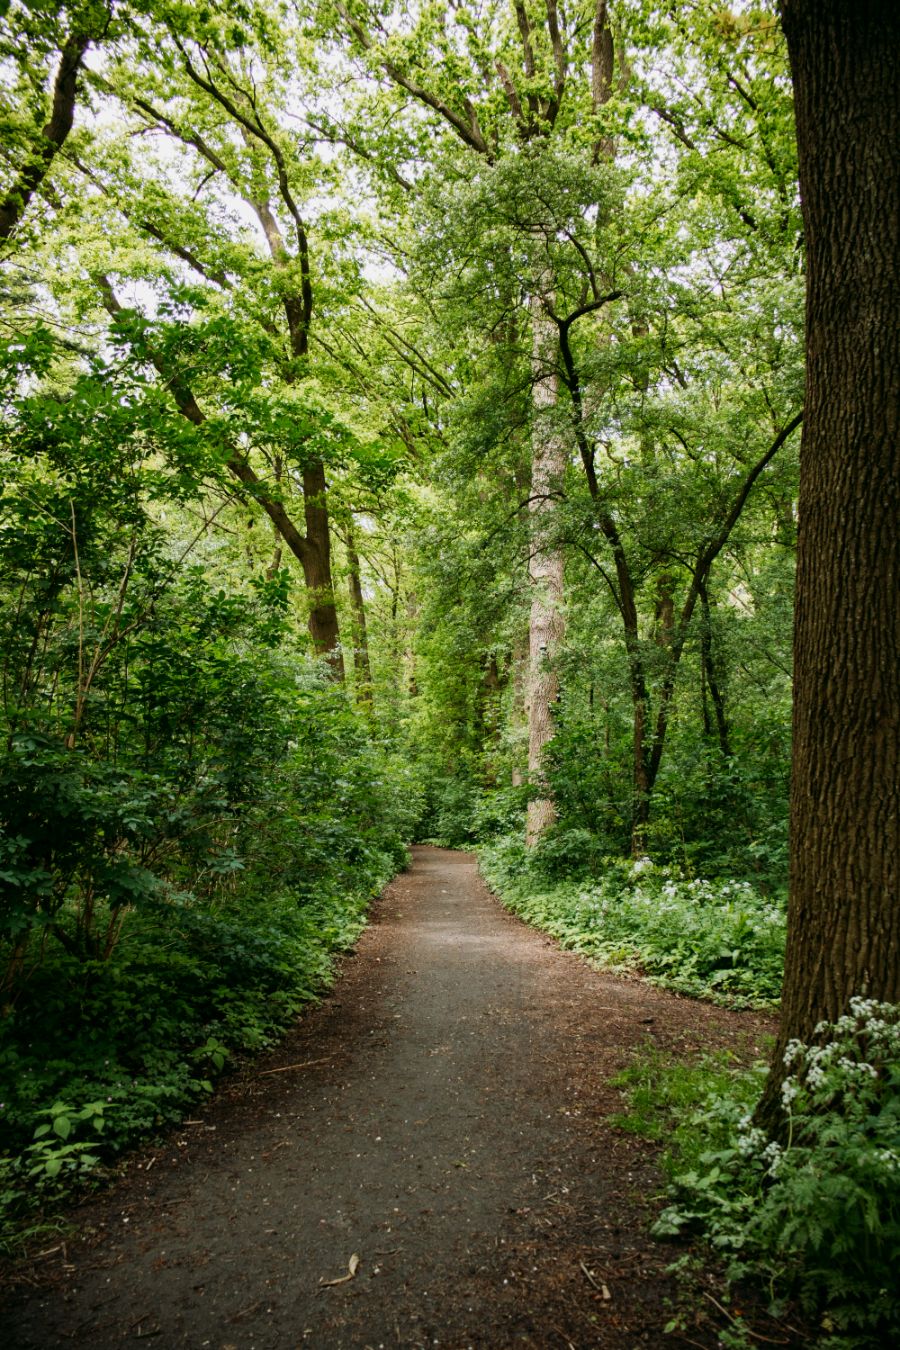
xmin=4 ymin=848 xmax=772 ymax=1349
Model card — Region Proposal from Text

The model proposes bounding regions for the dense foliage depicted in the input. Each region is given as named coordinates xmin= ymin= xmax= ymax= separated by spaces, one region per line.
xmin=615 ymin=1001 xmax=900 ymax=1347
xmin=480 ymin=843 xmax=785 ymax=1007
xmin=0 ymin=387 xmax=418 ymax=1229
xmin=1 ymin=0 xmax=895 ymax=1337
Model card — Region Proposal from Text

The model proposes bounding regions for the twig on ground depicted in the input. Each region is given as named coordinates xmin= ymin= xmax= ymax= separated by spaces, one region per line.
xmin=319 ymin=1252 xmax=360 ymax=1288
xmin=703 ymin=1291 xmax=789 ymax=1344
xmin=259 ymin=1056 xmax=334 ymax=1076
xmin=229 ymin=1300 xmax=262 ymax=1321
xmin=579 ymin=1261 xmax=611 ymax=1299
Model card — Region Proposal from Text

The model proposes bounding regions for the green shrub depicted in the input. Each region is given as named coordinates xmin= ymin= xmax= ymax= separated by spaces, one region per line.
xmin=415 ymin=772 xmax=481 ymax=847
xmin=653 ymin=999 xmax=900 ymax=1347
xmin=0 ymin=656 xmax=412 ymax=1244
xmin=479 ymin=838 xmax=784 ymax=1006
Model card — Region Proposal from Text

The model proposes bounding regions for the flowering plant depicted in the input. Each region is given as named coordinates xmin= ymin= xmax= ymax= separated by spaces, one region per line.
xmin=655 ymin=999 xmax=900 ymax=1344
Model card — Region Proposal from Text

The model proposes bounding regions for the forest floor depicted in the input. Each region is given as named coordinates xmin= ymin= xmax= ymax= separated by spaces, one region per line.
xmin=2 ymin=847 xmax=782 ymax=1350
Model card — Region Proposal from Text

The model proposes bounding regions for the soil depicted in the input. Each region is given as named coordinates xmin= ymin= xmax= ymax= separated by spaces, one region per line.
xmin=2 ymin=847 xmax=783 ymax=1349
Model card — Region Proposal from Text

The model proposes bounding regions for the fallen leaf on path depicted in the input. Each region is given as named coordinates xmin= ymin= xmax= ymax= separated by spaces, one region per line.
xmin=319 ymin=1253 xmax=360 ymax=1287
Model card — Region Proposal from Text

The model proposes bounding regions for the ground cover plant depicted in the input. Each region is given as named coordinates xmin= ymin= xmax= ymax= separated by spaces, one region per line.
xmin=0 ymin=875 xmax=382 ymax=1246
xmin=479 ymin=835 xmax=785 ymax=1007
xmin=613 ymin=1001 xmax=900 ymax=1348
xmin=481 ymin=832 xmax=898 ymax=1345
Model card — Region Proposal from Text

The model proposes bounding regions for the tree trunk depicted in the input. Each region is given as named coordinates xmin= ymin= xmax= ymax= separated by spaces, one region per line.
xmin=699 ymin=581 xmax=731 ymax=759
xmin=630 ymin=691 xmax=651 ymax=857
xmin=526 ymin=286 xmax=566 ymax=845
xmin=345 ymin=518 xmax=374 ymax=712
xmin=301 ymin=460 xmax=344 ymax=677
xmin=510 ymin=626 xmax=529 ymax=787
xmin=757 ymin=0 xmax=900 ymax=1130
xmin=405 ymin=591 xmax=420 ymax=698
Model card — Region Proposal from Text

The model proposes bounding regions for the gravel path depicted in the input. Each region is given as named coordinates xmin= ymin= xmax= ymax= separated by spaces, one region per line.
xmin=3 ymin=847 xmax=774 ymax=1348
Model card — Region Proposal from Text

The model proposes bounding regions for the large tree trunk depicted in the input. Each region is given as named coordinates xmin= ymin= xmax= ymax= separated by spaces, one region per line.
xmin=757 ymin=0 xmax=900 ymax=1129
xmin=526 ymin=286 xmax=566 ymax=845
xmin=301 ymin=460 xmax=344 ymax=676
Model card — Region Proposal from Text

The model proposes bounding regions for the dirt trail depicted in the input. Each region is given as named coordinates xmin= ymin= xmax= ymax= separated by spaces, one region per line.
xmin=3 ymin=848 xmax=773 ymax=1349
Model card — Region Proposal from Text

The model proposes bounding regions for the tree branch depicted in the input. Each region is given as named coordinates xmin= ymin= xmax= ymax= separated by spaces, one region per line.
xmin=94 ymin=275 xmax=315 ymax=569
xmin=495 ymin=60 xmax=528 ymax=132
xmin=644 ymin=409 xmax=804 ymax=788
xmin=336 ymin=2 xmax=489 ymax=155
xmin=550 ymin=290 xmax=624 ymax=332
xmin=0 ymin=31 xmax=92 ymax=241
xmin=698 ymin=409 xmax=803 ymax=578
xmin=173 ymin=40 xmax=314 ymax=350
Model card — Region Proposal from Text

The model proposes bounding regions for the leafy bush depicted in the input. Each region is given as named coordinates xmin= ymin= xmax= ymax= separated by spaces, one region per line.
xmin=0 ymin=861 xmax=390 ymax=1245
xmin=418 ymin=778 xmax=530 ymax=848
xmin=414 ymin=771 xmax=481 ymax=847
xmin=0 ymin=596 xmax=414 ymax=1244
xmin=471 ymin=784 xmax=529 ymax=841
xmin=479 ymin=837 xmax=784 ymax=1006
xmin=650 ymin=999 xmax=900 ymax=1347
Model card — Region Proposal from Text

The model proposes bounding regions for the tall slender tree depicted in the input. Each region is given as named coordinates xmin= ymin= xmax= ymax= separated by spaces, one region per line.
xmin=328 ymin=0 xmax=627 ymax=838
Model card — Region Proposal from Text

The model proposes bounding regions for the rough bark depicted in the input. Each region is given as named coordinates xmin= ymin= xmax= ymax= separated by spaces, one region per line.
xmin=300 ymin=459 xmax=344 ymax=675
xmin=757 ymin=0 xmax=900 ymax=1129
xmin=526 ymin=285 xmax=566 ymax=845
xmin=0 ymin=31 xmax=91 ymax=243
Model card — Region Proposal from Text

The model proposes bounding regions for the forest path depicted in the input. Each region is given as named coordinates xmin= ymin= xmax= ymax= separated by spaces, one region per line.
xmin=4 ymin=847 xmax=772 ymax=1349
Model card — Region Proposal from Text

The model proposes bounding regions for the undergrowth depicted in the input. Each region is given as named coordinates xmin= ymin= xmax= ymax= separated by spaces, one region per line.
xmin=614 ymin=1000 xmax=900 ymax=1348
xmin=0 ymin=856 xmax=396 ymax=1250
xmin=479 ymin=835 xmax=784 ymax=1007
